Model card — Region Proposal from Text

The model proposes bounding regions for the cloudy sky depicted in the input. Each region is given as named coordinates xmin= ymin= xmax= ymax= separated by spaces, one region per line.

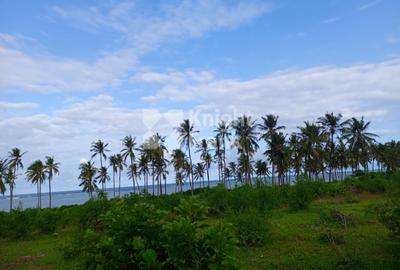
xmin=1 ymin=0 xmax=400 ymax=194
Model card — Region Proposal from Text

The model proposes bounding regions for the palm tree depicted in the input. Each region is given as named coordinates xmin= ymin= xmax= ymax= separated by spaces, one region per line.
xmin=90 ymin=140 xmax=109 ymax=190
xmin=193 ymin=162 xmax=205 ymax=188
xmin=115 ymin=153 xmax=124 ymax=197
xmin=317 ymin=112 xmax=344 ymax=181
xmin=196 ymin=139 xmax=212 ymax=187
xmin=175 ymin=119 xmax=198 ymax=194
xmin=171 ymin=149 xmax=186 ymax=192
xmin=228 ymin=162 xmax=237 ymax=183
xmin=265 ymin=132 xmax=288 ymax=184
xmin=96 ymin=166 xmax=110 ymax=194
xmin=259 ymin=114 xmax=285 ymax=184
xmin=231 ymin=115 xmax=259 ymax=184
xmin=121 ymin=135 xmax=138 ymax=191
xmin=341 ymin=117 xmax=378 ymax=171
xmin=138 ymin=152 xmax=150 ymax=193
xmin=255 ymin=160 xmax=269 ymax=184
xmin=127 ymin=163 xmax=139 ymax=193
xmin=44 ymin=156 xmax=59 ymax=208
xmin=211 ymin=135 xmax=223 ymax=183
xmin=298 ymin=122 xmax=326 ymax=179
xmin=79 ymin=161 xmax=97 ymax=199
xmin=0 ymin=159 xmax=8 ymax=195
xmin=109 ymin=155 xmax=118 ymax=197
xmin=214 ymin=121 xmax=231 ymax=183
xmin=8 ymin=148 xmax=25 ymax=211
xmin=26 ymin=160 xmax=46 ymax=208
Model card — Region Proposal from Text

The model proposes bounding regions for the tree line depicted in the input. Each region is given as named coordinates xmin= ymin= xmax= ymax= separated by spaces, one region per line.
xmin=1 ymin=112 xmax=400 ymax=211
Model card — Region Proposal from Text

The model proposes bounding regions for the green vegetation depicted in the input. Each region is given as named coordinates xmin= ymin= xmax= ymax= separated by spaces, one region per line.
xmin=1 ymin=172 xmax=400 ymax=269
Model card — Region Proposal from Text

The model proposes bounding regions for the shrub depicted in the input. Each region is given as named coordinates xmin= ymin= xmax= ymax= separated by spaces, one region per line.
xmin=378 ymin=200 xmax=400 ymax=238
xmin=228 ymin=208 xmax=270 ymax=247
xmin=288 ymin=179 xmax=313 ymax=210
xmin=203 ymin=184 xmax=230 ymax=215
xmin=76 ymin=198 xmax=238 ymax=269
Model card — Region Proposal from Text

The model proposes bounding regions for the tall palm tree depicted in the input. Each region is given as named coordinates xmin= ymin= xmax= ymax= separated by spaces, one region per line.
xmin=231 ymin=115 xmax=259 ymax=184
xmin=127 ymin=163 xmax=139 ymax=193
xmin=228 ymin=162 xmax=237 ymax=183
xmin=0 ymin=159 xmax=8 ymax=195
xmin=44 ymin=156 xmax=59 ymax=208
xmin=265 ymin=132 xmax=288 ymax=185
xmin=96 ymin=166 xmax=110 ymax=194
xmin=214 ymin=121 xmax=231 ymax=183
xmin=259 ymin=114 xmax=285 ymax=184
xmin=196 ymin=139 xmax=212 ymax=187
xmin=138 ymin=152 xmax=150 ymax=193
xmin=8 ymin=148 xmax=25 ymax=211
xmin=298 ymin=122 xmax=326 ymax=179
xmin=121 ymin=135 xmax=138 ymax=192
xmin=175 ymin=119 xmax=198 ymax=194
xmin=255 ymin=160 xmax=269 ymax=184
xmin=26 ymin=160 xmax=46 ymax=208
xmin=341 ymin=117 xmax=378 ymax=171
xmin=90 ymin=140 xmax=109 ymax=190
xmin=109 ymin=154 xmax=118 ymax=197
xmin=115 ymin=153 xmax=124 ymax=197
xmin=211 ymin=135 xmax=223 ymax=183
xmin=193 ymin=162 xmax=205 ymax=188
xmin=171 ymin=149 xmax=187 ymax=192
xmin=317 ymin=112 xmax=344 ymax=181
xmin=78 ymin=161 xmax=97 ymax=199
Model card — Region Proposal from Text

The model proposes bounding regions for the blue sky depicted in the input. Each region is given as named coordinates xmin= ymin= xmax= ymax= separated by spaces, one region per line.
xmin=1 ymin=0 xmax=400 ymax=194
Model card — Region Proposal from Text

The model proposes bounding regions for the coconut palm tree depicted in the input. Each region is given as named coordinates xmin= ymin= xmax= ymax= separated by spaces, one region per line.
xmin=0 ymin=159 xmax=8 ymax=195
xmin=231 ymin=115 xmax=259 ymax=184
xmin=121 ymin=135 xmax=138 ymax=191
xmin=78 ymin=161 xmax=97 ymax=199
xmin=26 ymin=160 xmax=46 ymax=208
xmin=171 ymin=149 xmax=187 ymax=192
xmin=259 ymin=114 xmax=285 ymax=184
xmin=44 ymin=156 xmax=59 ymax=208
xmin=288 ymin=133 xmax=303 ymax=179
xmin=265 ymin=132 xmax=288 ymax=185
xmin=127 ymin=163 xmax=139 ymax=193
xmin=8 ymin=148 xmax=25 ymax=211
xmin=228 ymin=162 xmax=237 ymax=183
xmin=138 ymin=152 xmax=150 ymax=193
xmin=298 ymin=122 xmax=326 ymax=179
xmin=90 ymin=140 xmax=109 ymax=190
xmin=255 ymin=160 xmax=269 ymax=184
xmin=175 ymin=119 xmax=198 ymax=194
xmin=317 ymin=112 xmax=344 ymax=181
xmin=96 ymin=166 xmax=110 ymax=195
xmin=193 ymin=162 xmax=205 ymax=188
xmin=341 ymin=117 xmax=378 ymax=171
xmin=196 ymin=139 xmax=213 ymax=187
xmin=214 ymin=121 xmax=231 ymax=183
xmin=109 ymin=154 xmax=118 ymax=197
xmin=211 ymin=135 xmax=223 ymax=183
xmin=115 ymin=153 xmax=124 ymax=197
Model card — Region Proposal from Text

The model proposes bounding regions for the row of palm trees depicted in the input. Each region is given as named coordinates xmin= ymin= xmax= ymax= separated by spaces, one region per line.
xmin=1 ymin=113 xmax=399 ymax=209
xmin=0 ymin=149 xmax=59 ymax=211
xmin=77 ymin=113 xmax=399 ymax=199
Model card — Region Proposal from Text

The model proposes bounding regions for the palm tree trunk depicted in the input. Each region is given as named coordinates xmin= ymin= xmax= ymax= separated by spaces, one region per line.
xmin=37 ymin=183 xmax=40 ymax=208
xmin=113 ymin=171 xmax=116 ymax=197
xmin=206 ymin=166 xmax=210 ymax=187
xmin=10 ymin=184 xmax=13 ymax=211
xmin=49 ymin=178 xmax=52 ymax=208
xmin=118 ymin=169 xmax=121 ymax=197
xmin=187 ymin=142 xmax=194 ymax=194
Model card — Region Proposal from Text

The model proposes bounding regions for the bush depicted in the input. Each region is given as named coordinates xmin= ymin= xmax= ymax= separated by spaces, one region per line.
xmin=228 ymin=209 xmax=270 ymax=247
xmin=288 ymin=179 xmax=313 ymax=210
xmin=76 ymin=198 xmax=238 ymax=269
xmin=378 ymin=200 xmax=400 ymax=238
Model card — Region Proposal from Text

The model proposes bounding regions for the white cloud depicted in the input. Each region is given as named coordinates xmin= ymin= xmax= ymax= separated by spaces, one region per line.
xmin=52 ymin=0 xmax=272 ymax=53
xmin=358 ymin=0 xmax=382 ymax=10
xmin=141 ymin=58 xmax=400 ymax=129
xmin=321 ymin=17 xmax=340 ymax=24
xmin=0 ymin=101 xmax=38 ymax=111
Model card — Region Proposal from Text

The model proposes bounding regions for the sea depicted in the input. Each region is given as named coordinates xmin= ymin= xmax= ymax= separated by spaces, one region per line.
xmin=0 ymin=180 xmax=233 ymax=212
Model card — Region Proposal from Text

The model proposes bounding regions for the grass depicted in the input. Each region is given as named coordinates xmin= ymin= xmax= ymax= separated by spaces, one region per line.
xmin=1 ymin=187 xmax=400 ymax=269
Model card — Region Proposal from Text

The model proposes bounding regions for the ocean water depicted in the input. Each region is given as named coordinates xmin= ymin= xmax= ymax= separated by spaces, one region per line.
xmin=0 ymin=180 xmax=232 ymax=211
